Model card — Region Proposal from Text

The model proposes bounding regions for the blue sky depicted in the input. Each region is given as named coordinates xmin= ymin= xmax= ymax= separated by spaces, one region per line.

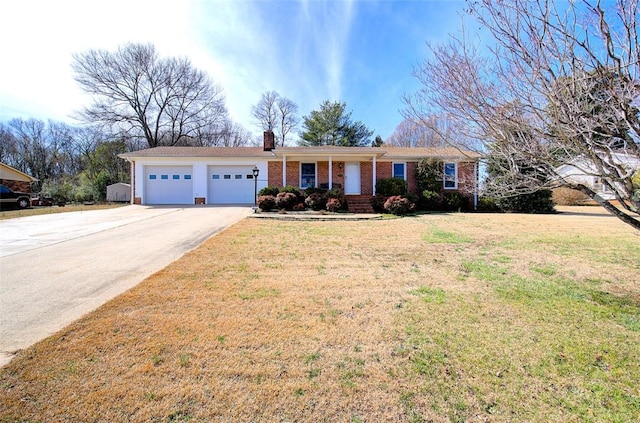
xmin=0 ymin=0 xmax=468 ymax=142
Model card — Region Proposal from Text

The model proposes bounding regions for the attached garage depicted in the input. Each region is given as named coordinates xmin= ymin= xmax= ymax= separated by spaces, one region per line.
xmin=144 ymin=165 xmax=193 ymax=204
xmin=208 ymin=165 xmax=256 ymax=204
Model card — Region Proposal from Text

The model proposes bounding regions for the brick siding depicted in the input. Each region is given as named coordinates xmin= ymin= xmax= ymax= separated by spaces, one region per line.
xmin=286 ymin=161 xmax=299 ymax=187
xmin=0 ymin=179 xmax=31 ymax=192
xmin=265 ymin=159 xmax=477 ymax=204
xmin=361 ymin=162 xmax=373 ymax=195
xmin=267 ymin=161 xmax=282 ymax=187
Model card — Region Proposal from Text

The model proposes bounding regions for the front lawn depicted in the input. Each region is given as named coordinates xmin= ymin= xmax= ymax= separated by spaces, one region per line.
xmin=1 ymin=207 xmax=639 ymax=422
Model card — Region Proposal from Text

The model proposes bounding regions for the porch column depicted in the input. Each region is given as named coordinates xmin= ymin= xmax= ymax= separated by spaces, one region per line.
xmin=329 ymin=156 xmax=333 ymax=189
xmin=372 ymin=155 xmax=377 ymax=195
xmin=282 ymin=155 xmax=287 ymax=186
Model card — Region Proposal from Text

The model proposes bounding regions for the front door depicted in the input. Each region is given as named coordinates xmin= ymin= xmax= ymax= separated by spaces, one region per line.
xmin=344 ymin=162 xmax=361 ymax=195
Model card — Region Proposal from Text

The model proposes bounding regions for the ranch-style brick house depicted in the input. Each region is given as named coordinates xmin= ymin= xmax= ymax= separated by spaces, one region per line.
xmin=119 ymin=131 xmax=481 ymax=212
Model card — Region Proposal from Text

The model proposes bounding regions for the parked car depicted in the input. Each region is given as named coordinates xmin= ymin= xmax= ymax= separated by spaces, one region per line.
xmin=0 ymin=184 xmax=31 ymax=209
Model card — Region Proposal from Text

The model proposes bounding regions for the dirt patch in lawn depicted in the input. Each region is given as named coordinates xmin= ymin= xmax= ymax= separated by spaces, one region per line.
xmin=1 ymin=207 xmax=639 ymax=422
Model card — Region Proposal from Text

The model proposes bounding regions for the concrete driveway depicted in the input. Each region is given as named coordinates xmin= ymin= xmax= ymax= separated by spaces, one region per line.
xmin=0 ymin=205 xmax=250 ymax=367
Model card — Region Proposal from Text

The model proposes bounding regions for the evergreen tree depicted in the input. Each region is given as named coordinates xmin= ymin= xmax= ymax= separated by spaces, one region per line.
xmin=299 ymin=100 xmax=373 ymax=146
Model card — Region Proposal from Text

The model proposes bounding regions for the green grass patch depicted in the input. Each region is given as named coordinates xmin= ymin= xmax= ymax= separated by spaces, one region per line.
xmin=422 ymin=228 xmax=472 ymax=244
xmin=410 ymin=286 xmax=446 ymax=304
xmin=237 ymin=288 xmax=280 ymax=300
xmin=460 ymin=259 xmax=508 ymax=282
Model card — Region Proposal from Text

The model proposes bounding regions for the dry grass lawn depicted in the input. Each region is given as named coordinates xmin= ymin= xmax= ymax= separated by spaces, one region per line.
xmin=1 ymin=206 xmax=639 ymax=422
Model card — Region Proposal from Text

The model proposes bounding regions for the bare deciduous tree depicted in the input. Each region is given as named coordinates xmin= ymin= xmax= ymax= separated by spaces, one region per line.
xmin=275 ymin=97 xmax=300 ymax=146
xmin=251 ymin=91 xmax=299 ymax=146
xmin=251 ymin=91 xmax=279 ymax=132
xmin=193 ymin=117 xmax=252 ymax=147
xmin=72 ymin=43 xmax=228 ymax=148
xmin=405 ymin=0 xmax=640 ymax=230
xmin=387 ymin=117 xmax=457 ymax=148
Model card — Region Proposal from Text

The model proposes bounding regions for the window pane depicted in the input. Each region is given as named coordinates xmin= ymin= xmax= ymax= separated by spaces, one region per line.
xmin=184 ymin=175 xmax=191 ymax=180
xmin=235 ymin=174 xmax=242 ymax=179
xmin=224 ymin=175 xmax=231 ymax=179
xmin=212 ymin=174 xmax=220 ymax=180
xmin=393 ymin=163 xmax=405 ymax=179
xmin=444 ymin=163 xmax=456 ymax=188
xmin=444 ymin=163 xmax=456 ymax=176
xmin=301 ymin=163 xmax=315 ymax=188
xmin=172 ymin=174 xmax=180 ymax=180
xmin=161 ymin=175 xmax=168 ymax=180
xmin=149 ymin=175 xmax=157 ymax=180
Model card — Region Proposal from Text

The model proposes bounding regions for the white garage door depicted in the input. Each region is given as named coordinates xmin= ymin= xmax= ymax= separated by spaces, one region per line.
xmin=144 ymin=166 xmax=193 ymax=204
xmin=208 ymin=165 xmax=255 ymax=204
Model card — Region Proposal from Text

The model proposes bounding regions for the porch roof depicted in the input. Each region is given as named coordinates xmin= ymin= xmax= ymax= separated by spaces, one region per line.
xmin=273 ymin=146 xmax=386 ymax=159
xmin=118 ymin=145 xmax=481 ymax=161
xmin=273 ymin=146 xmax=480 ymax=161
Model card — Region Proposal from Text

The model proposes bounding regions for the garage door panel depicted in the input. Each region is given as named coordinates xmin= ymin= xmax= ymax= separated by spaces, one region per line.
xmin=145 ymin=166 xmax=193 ymax=204
xmin=208 ymin=166 xmax=255 ymax=204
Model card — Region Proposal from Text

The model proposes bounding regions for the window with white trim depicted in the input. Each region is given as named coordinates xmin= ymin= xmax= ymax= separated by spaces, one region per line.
xmin=300 ymin=163 xmax=316 ymax=189
xmin=443 ymin=162 xmax=457 ymax=189
xmin=392 ymin=162 xmax=406 ymax=180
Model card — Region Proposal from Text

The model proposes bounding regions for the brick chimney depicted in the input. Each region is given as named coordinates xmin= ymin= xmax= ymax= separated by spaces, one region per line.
xmin=263 ymin=130 xmax=275 ymax=151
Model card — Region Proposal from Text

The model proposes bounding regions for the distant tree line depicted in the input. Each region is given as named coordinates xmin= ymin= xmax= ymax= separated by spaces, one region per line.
xmin=0 ymin=119 xmax=127 ymax=201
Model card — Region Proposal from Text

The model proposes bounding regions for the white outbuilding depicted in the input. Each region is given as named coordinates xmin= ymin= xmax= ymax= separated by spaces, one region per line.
xmin=106 ymin=183 xmax=131 ymax=202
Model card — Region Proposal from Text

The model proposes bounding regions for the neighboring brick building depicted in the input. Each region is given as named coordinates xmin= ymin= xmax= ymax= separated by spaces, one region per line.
xmin=0 ymin=163 xmax=36 ymax=192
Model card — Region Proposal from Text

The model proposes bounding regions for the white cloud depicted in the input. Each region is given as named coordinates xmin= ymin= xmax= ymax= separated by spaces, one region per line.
xmin=0 ymin=0 xmax=196 ymax=122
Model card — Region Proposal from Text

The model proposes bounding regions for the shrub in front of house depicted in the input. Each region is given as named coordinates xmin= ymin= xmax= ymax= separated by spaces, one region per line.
xmin=371 ymin=194 xmax=388 ymax=213
xmin=477 ymin=196 xmax=500 ymax=212
xmin=326 ymin=197 xmax=342 ymax=212
xmin=280 ymin=185 xmax=304 ymax=204
xmin=305 ymin=192 xmax=327 ymax=211
xmin=376 ymin=177 xmax=408 ymax=196
xmin=383 ymin=195 xmax=415 ymax=215
xmin=496 ymin=189 xmax=555 ymax=213
xmin=420 ymin=189 xmax=442 ymax=211
xmin=442 ymin=191 xmax=470 ymax=212
xmin=303 ymin=186 xmax=324 ymax=197
xmin=280 ymin=185 xmax=301 ymax=195
xmin=257 ymin=195 xmax=276 ymax=211
xmin=326 ymin=187 xmax=347 ymax=211
xmin=276 ymin=192 xmax=298 ymax=210
xmin=293 ymin=202 xmax=306 ymax=211
xmin=552 ymin=187 xmax=590 ymax=205
xmin=258 ymin=186 xmax=280 ymax=196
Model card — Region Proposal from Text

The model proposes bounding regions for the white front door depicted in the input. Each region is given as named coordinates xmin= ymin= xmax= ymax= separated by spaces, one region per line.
xmin=344 ymin=162 xmax=361 ymax=195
